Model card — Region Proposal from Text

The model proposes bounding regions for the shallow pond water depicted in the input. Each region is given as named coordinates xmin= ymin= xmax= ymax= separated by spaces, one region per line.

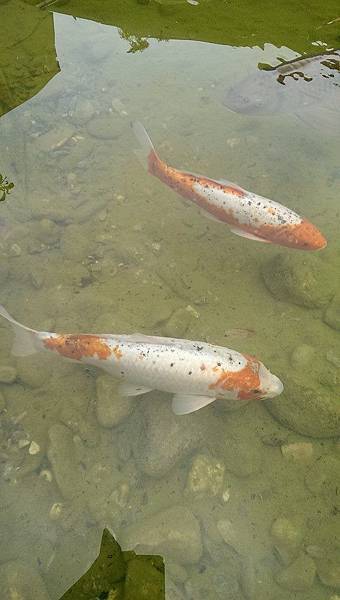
xmin=1 ymin=1 xmax=340 ymax=598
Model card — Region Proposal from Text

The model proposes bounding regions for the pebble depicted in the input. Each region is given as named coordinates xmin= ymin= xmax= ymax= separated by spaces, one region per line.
xmin=49 ymin=502 xmax=63 ymax=521
xmin=8 ymin=243 xmax=21 ymax=257
xmin=0 ymin=365 xmax=17 ymax=383
xmin=275 ymin=553 xmax=316 ymax=591
xmin=35 ymin=123 xmax=75 ymax=152
xmin=96 ymin=375 xmax=135 ymax=427
xmin=186 ymin=453 xmax=225 ymax=496
xmin=122 ymin=505 xmax=202 ymax=565
xmin=28 ymin=441 xmax=40 ymax=455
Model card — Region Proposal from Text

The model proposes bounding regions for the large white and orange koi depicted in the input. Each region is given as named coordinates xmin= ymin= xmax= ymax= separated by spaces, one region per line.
xmin=0 ymin=305 xmax=283 ymax=415
xmin=132 ymin=121 xmax=326 ymax=250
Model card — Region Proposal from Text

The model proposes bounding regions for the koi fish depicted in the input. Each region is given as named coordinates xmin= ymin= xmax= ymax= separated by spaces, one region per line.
xmin=0 ymin=305 xmax=283 ymax=415
xmin=131 ymin=121 xmax=326 ymax=250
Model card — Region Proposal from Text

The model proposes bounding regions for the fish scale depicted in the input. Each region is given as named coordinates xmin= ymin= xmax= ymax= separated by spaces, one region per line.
xmin=100 ymin=338 xmax=248 ymax=396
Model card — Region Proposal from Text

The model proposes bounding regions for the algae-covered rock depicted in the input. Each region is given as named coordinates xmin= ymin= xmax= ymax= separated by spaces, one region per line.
xmin=316 ymin=550 xmax=340 ymax=589
xmin=124 ymin=555 xmax=165 ymax=599
xmin=262 ymin=253 xmax=335 ymax=308
xmin=122 ymin=505 xmax=202 ymax=564
xmin=324 ymin=292 xmax=340 ymax=330
xmin=0 ymin=560 xmax=50 ymax=600
xmin=270 ymin=516 xmax=304 ymax=565
xmin=96 ymin=375 xmax=135 ymax=427
xmin=275 ymin=553 xmax=316 ymax=591
xmin=265 ymin=376 xmax=340 ymax=438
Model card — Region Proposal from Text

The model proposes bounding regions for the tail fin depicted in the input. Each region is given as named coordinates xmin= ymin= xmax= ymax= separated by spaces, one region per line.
xmin=0 ymin=304 xmax=39 ymax=357
xmin=131 ymin=121 xmax=159 ymax=171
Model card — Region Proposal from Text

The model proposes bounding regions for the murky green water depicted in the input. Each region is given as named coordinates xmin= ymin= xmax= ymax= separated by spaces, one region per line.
xmin=1 ymin=1 xmax=340 ymax=598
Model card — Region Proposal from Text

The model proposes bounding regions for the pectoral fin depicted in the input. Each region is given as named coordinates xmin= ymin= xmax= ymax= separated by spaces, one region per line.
xmin=230 ymin=227 xmax=271 ymax=243
xmin=172 ymin=394 xmax=216 ymax=415
xmin=118 ymin=382 xmax=152 ymax=397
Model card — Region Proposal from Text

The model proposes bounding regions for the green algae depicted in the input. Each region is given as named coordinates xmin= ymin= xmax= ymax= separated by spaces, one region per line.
xmin=59 ymin=528 xmax=165 ymax=599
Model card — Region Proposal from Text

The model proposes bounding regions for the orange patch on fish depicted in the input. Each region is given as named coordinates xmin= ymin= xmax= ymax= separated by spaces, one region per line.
xmin=209 ymin=355 xmax=261 ymax=400
xmin=43 ymin=334 xmax=111 ymax=361
xmin=113 ymin=345 xmax=123 ymax=359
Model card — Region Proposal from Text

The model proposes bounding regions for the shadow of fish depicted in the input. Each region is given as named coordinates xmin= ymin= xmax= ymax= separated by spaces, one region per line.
xmin=223 ymin=50 xmax=340 ymax=135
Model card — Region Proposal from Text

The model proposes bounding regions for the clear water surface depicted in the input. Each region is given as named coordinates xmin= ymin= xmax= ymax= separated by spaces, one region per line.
xmin=1 ymin=1 xmax=340 ymax=598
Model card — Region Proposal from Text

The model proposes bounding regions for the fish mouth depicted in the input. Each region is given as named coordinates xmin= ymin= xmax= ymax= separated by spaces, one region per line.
xmin=264 ymin=374 xmax=284 ymax=399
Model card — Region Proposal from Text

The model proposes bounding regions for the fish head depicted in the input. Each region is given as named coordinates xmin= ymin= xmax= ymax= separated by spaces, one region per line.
xmin=282 ymin=220 xmax=327 ymax=250
xmin=257 ymin=362 xmax=284 ymax=399
xmin=223 ymin=71 xmax=283 ymax=115
xmin=213 ymin=354 xmax=283 ymax=401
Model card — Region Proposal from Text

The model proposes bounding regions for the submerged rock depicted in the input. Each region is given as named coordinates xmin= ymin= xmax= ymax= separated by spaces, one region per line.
xmin=275 ymin=553 xmax=315 ymax=591
xmin=305 ymin=455 xmax=340 ymax=506
xmin=0 ymin=560 xmax=50 ymax=599
xmin=185 ymin=453 xmax=225 ymax=497
xmin=290 ymin=344 xmax=315 ymax=368
xmin=280 ymin=442 xmax=314 ymax=463
xmin=0 ymin=365 xmax=16 ymax=383
xmin=270 ymin=516 xmax=304 ymax=565
xmin=316 ymin=550 xmax=340 ymax=589
xmin=324 ymin=292 xmax=340 ymax=330
xmin=262 ymin=253 xmax=335 ymax=308
xmin=68 ymin=97 xmax=95 ymax=126
xmin=87 ymin=114 xmax=125 ymax=139
xmin=47 ymin=423 xmax=85 ymax=499
xmin=162 ymin=306 xmax=198 ymax=338
xmin=132 ymin=396 xmax=203 ymax=477
xmin=96 ymin=375 xmax=135 ymax=427
xmin=185 ymin=562 xmax=241 ymax=600
xmin=265 ymin=376 xmax=340 ymax=437
xmin=122 ymin=505 xmax=202 ymax=565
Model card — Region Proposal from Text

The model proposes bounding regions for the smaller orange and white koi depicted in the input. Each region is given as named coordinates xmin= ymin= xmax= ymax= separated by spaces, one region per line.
xmin=131 ymin=121 xmax=326 ymax=250
xmin=0 ymin=305 xmax=283 ymax=415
